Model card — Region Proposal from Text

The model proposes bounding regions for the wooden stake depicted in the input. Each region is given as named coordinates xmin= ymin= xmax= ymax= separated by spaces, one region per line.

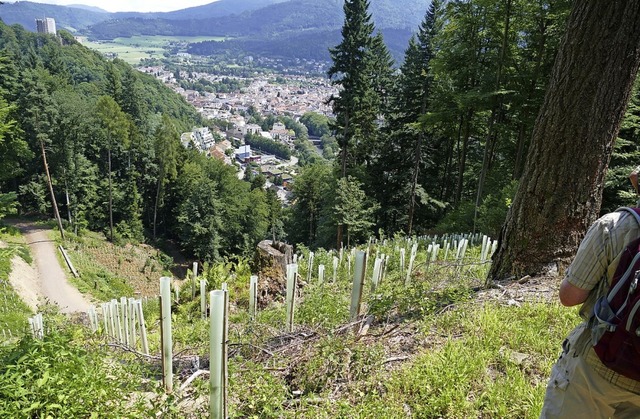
xmin=160 ymin=277 xmax=173 ymax=393
xmin=350 ymin=251 xmax=366 ymax=322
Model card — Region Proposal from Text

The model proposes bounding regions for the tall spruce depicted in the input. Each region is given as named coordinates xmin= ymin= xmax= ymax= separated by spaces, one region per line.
xmin=328 ymin=0 xmax=378 ymax=247
xmin=328 ymin=0 xmax=377 ymax=178
xmin=17 ymin=69 xmax=65 ymax=239
xmin=378 ymin=1 xmax=441 ymax=234
xmin=431 ymin=0 xmax=489 ymax=207
xmin=95 ymin=96 xmax=129 ymax=242
xmin=152 ymin=115 xmax=179 ymax=240
xmin=472 ymin=0 xmax=515 ymax=232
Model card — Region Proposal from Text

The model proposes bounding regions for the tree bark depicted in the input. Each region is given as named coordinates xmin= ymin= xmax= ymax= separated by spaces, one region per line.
xmin=490 ymin=1 xmax=640 ymax=280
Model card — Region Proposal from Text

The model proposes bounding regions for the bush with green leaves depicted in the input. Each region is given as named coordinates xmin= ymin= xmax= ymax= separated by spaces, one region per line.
xmin=0 ymin=328 xmax=152 ymax=418
xmin=229 ymin=360 xmax=288 ymax=418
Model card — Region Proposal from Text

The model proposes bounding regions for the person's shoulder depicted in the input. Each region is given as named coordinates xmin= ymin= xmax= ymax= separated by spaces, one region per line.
xmin=605 ymin=208 xmax=640 ymax=231
xmin=595 ymin=210 xmax=624 ymax=224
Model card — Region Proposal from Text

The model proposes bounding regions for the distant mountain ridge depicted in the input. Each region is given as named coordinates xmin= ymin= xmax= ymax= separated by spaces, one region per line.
xmin=0 ymin=1 xmax=107 ymax=31
xmin=0 ymin=0 xmax=430 ymax=63
xmin=1 ymin=0 xmax=427 ymax=34
xmin=0 ymin=0 xmax=295 ymax=31
xmin=66 ymin=4 xmax=108 ymax=14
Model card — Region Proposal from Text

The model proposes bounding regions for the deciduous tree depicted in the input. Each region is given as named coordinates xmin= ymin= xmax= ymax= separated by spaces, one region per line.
xmin=490 ymin=1 xmax=640 ymax=280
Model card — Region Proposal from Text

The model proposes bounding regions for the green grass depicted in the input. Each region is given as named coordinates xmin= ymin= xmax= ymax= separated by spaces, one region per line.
xmin=78 ymin=35 xmax=230 ymax=65
xmin=0 ymin=232 xmax=581 ymax=417
xmin=209 ymin=240 xmax=576 ymax=418
xmin=384 ymin=302 xmax=578 ymax=418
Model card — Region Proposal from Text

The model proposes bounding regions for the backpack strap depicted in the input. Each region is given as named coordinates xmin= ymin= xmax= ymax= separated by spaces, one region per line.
xmin=616 ymin=206 xmax=640 ymax=227
xmin=590 ymin=208 xmax=640 ymax=345
xmin=606 ymin=208 xmax=640 ymax=306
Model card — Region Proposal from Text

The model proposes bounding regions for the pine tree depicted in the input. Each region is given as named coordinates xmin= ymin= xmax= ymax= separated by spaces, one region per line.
xmin=328 ymin=0 xmax=377 ymax=178
xmin=152 ymin=115 xmax=178 ymax=240
xmin=377 ymin=1 xmax=442 ymax=234
xmin=95 ymin=96 xmax=129 ymax=242
xmin=328 ymin=0 xmax=380 ymax=247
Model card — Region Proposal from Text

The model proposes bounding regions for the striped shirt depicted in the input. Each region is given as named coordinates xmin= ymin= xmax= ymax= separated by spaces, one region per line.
xmin=565 ymin=208 xmax=640 ymax=393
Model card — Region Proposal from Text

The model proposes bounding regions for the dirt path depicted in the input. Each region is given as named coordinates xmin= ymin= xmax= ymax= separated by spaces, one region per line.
xmin=10 ymin=223 xmax=91 ymax=314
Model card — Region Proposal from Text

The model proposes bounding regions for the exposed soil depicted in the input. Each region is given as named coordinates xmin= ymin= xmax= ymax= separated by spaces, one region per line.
xmin=478 ymin=274 xmax=560 ymax=305
xmin=7 ymin=222 xmax=91 ymax=313
xmin=8 ymin=253 xmax=40 ymax=312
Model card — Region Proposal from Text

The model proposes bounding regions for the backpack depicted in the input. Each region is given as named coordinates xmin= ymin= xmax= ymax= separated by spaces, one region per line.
xmin=591 ymin=207 xmax=640 ymax=380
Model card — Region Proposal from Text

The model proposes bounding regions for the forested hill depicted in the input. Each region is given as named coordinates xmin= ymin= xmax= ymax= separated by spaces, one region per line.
xmin=0 ymin=0 xmax=425 ymax=35
xmin=0 ymin=21 xmax=281 ymax=263
xmin=87 ymin=0 xmax=423 ymax=61
xmin=0 ymin=1 xmax=107 ymax=32
xmin=1 ymin=0 xmax=426 ymax=62
xmin=0 ymin=0 xmax=286 ymax=32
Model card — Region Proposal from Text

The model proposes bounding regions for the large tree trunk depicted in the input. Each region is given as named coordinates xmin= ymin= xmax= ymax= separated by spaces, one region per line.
xmin=490 ymin=1 xmax=640 ymax=280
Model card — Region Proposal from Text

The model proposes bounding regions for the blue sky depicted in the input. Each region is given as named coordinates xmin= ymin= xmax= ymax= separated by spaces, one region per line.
xmin=8 ymin=0 xmax=219 ymax=13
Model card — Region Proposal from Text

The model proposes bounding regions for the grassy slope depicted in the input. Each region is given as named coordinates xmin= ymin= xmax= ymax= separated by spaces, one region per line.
xmin=220 ymin=250 xmax=579 ymax=418
xmin=56 ymin=229 xmax=178 ymax=301
xmin=0 ymin=228 xmax=581 ymax=417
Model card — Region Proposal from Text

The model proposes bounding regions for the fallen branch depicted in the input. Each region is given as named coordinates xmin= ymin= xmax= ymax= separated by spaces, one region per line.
xmin=372 ymin=323 xmax=400 ymax=338
xmin=228 ymin=342 xmax=274 ymax=357
xmin=383 ymin=355 xmax=409 ymax=364
xmin=106 ymin=342 xmax=160 ymax=361
xmin=356 ymin=316 xmax=374 ymax=340
xmin=333 ymin=317 xmax=368 ymax=334
xmin=179 ymin=369 xmax=209 ymax=392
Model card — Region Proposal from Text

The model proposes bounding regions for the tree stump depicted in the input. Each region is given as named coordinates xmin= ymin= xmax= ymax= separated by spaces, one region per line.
xmin=254 ymin=240 xmax=293 ymax=307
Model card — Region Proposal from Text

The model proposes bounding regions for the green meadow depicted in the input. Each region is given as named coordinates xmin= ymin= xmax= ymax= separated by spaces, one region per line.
xmin=78 ymin=35 xmax=228 ymax=65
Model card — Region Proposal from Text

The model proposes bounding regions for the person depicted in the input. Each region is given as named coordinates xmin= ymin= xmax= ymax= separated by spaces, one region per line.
xmin=540 ymin=168 xmax=640 ymax=418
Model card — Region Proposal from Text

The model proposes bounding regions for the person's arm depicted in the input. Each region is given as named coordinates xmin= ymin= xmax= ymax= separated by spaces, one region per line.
xmin=560 ymin=213 xmax=613 ymax=308
xmin=630 ymin=166 xmax=640 ymax=196
xmin=559 ymin=277 xmax=591 ymax=307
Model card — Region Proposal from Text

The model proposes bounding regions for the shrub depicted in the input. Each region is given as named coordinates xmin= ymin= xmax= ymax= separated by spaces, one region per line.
xmin=0 ymin=328 xmax=149 ymax=418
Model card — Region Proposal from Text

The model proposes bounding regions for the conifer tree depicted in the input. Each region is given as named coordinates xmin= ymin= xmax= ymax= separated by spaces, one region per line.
xmin=95 ymin=96 xmax=129 ymax=242
xmin=328 ymin=0 xmax=377 ymax=178
xmin=328 ymin=0 xmax=379 ymax=247
xmin=152 ymin=115 xmax=178 ymax=240
xmin=377 ymin=1 xmax=441 ymax=234
xmin=17 ymin=69 xmax=65 ymax=239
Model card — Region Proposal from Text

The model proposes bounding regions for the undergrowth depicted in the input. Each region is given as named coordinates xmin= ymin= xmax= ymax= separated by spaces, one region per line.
xmin=0 ymin=324 xmax=158 ymax=418
xmin=1 ymin=228 xmax=580 ymax=418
